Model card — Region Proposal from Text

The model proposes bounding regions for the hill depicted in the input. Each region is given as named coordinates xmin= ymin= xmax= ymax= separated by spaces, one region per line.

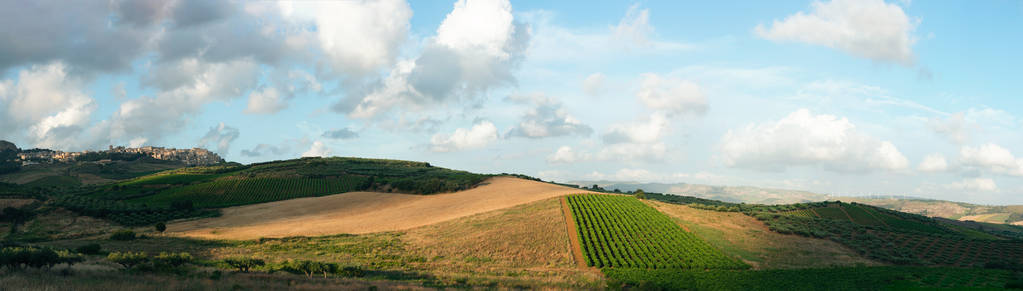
xmin=842 ymin=196 xmax=1023 ymax=225
xmin=168 ymin=176 xmax=594 ymax=239
xmin=573 ymin=180 xmax=830 ymax=204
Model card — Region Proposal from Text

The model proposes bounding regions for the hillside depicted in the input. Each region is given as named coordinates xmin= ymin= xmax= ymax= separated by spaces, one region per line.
xmin=843 ymin=196 xmax=1023 ymax=225
xmin=574 ymin=180 xmax=831 ymax=204
xmin=169 ymin=176 xmax=594 ymax=239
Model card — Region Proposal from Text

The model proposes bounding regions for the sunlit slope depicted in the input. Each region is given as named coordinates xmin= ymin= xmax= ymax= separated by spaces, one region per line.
xmin=168 ymin=177 xmax=594 ymax=239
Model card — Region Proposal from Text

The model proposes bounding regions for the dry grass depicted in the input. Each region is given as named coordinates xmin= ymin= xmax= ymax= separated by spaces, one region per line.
xmin=646 ymin=200 xmax=881 ymax=269
xmin=402 ymin=197 xmax=603 ymax=288
xmin=0 ymin=198 xmax=36 ymax=208
xmin=169 ymin=177 xmax=593 ymax=239
xmin=4 ymin=208 xmax=119 ymax=241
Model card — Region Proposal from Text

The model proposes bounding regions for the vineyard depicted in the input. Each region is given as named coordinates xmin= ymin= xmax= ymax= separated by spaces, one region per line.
xmin=566 ymin=194 xmax=746 ymax=269
xmin=129 ymin=176 xmax=371 ymax=208
xmin=604 ymin=266 xmax=1016 ymax=290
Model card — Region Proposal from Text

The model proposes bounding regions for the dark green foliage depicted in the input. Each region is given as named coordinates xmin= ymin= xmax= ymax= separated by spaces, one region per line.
xmin=107 ymin=251 xmax=148 ymax=269
xmin=603 ymin=266 xmax=1014 ymax=290
xmin=1 ymin=247 xmax=83 ymax=270
xmin=54 ymin=195 xmax=216 ymax=226
xmin=0 ymin=146 xmax=20 ymax=174
xmin=75 ymin=243 xmax=102 ymax=255
xmin=132 ymin=176 xmax=370 ymax=208
xmin=281 ymin=260 xmax=341 ymax=278
xmin=109 ymin=229 xmax=136 ymax=241
xmin=567 ymin=194 xmax=747 ymax=270
xmin=155 ymin=222 xmax=166 ymax=233
xmin=223 ymin=257 xmax=265 ymax=272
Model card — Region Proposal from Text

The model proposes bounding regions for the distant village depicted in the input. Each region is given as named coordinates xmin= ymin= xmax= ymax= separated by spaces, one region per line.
xmin=13 ymin=145 xmax=224 ymax=166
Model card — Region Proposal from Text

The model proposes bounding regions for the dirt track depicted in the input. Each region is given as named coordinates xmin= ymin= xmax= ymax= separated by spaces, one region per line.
xmin=168 ymin=177 xmax=592 ymax=239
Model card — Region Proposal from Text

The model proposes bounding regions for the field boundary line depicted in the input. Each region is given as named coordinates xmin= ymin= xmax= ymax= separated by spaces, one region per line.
xmin=810 ymin=208 xmax=822 ymax=218
xmin=561 ymin=196 xmax=588 ymax=269
xmin=837 ymin=205 xmax=855 ymax=223
xmin=857 ymin=205 xmax=891 ymax=228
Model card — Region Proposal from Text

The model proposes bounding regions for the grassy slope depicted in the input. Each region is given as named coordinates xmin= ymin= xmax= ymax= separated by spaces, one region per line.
xmin=646 ymin=201 xmax=879 ymax=269
xmin=38 ymin=197 xmax=602 ymax=289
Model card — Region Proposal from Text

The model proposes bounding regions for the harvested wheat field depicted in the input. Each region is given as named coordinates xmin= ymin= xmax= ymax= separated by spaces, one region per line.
xmin=168 ymin=177 xmax=593 ymax=239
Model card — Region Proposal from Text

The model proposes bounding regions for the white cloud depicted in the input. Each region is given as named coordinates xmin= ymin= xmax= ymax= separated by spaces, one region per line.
xmin=301 ymin=141 xmax=332 ymax=158
xmin=603 ymin=113 xmax=669 ymax=144
xmin=0 ymin=62 xmax=95 ymax=149
xmin=342 ymin=0 xmax=529 ymax=119
xmin=928 ymin=112 xmax=968 ymax=144
xmin=198 ymin=122 xmax=240 ymax=156
xmin=245 ymin=87 xmax=287 ymax=114
xmin=959 ymin=144 xmax=1023 ymax=176
xmin=436 ymin=0 xmax=516 ymax=59
xmin=280 ymin=0 xmax=411 ymax=77
xmin=945 ymin=178 xmax=998 ymax=192
xmin=917 ymin=154 xmax=949 ymax=172
xmin=755 ymin=0 xmax=918 ymax=66
xmin=636 ymin=73 xmax=707 ymax=116
xmin=547 ymin=146 xmax=586 ymax=164
xmin=611 ymin=4 xmax=653 ymax=46
xmin=720 ymin=109 xmax=909 ymax=173
xmin=505 ymin=93 xmax=592 ymax=139
xmin=430 ymin=120 xmax=499 ymax=152
xmin=582 ymin=73 xmax=606 ymax=96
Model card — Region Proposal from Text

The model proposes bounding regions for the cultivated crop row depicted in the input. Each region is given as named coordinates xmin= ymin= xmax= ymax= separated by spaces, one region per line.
xmin=566 ymin=194 xmax=746 ymax=269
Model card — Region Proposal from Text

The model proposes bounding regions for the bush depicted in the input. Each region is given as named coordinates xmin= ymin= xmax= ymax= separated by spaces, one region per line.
xmin=154 ymin=222 xmax=166 ymax=233
xmin=0 ymin=247 xmax=79 ymax=270
xmin=107 ymin=252 xmax=148 ymax=269
xmin=109 ymin=229 xmax=136 ymax=241
xmin=223 ymin=257 xmax=264 ymax=272
xmin=153 ymin=252 xmax=192 ymax=268
xmin=75 ymin=243 xmax=102 ymax=255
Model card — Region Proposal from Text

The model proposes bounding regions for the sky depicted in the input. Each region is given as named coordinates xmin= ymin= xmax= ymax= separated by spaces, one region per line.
xmin=1 ymin=0 xmax=1022 ymax=204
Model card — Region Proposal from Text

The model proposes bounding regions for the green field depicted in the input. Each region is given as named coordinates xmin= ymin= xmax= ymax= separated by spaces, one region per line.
xmin=566 ymin=194 xmax=746 ymax=269
xmin=129 ymin=176 xmax=370 ymax=208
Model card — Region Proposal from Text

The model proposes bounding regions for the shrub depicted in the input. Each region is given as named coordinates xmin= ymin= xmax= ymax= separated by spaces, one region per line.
xmin=75 ymin=243 xmax=102 ymax=255
xmin=153 ymin=252 xmax=192 ymax=268
xmin=107 ymin=252 xmax=148 ymax=269
xmin=109 ymin=229 xmax=136 ymax=241
xmin=154 ymin=222 xmax=166 ymax=233
xmin=223 ymin=257 xmax=265 ymax=272
xmin=0 ymin=247 xmax=78 ymax=270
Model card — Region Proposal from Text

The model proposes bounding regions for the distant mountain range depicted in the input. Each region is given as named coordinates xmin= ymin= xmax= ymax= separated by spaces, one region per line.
xmin=570 ymin=180 xmax=1023 ymax=225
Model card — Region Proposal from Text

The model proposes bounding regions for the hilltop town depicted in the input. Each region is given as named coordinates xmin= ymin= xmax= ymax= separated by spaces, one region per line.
xmin=1 ymin=141 xmax=223 ymax=166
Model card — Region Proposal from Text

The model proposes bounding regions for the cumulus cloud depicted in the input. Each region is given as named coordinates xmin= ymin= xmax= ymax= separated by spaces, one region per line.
xmin=197 ymin=123 xmax=240 ymax=156
xmin=603 ymin=114 xmax=669 ymax=144
xmin=720 ymin=109 xmax=909 ymax=173
xmin=636 ymin=73 xmax=707 ymax=116
xmin=959 ymin=144 xmax=1023 ymax=176
xmin=301 ymin=141 xmax=332 ymax=158
xmin=547 ymin=146 xmax=587 ymax=164
xmin=322 ymin=128 xmax=360 ymax=140
xmin=429 ymin=120 xmax=499 ymax=152
xmin=755 ymin=0 xmax=918 ymax=66
xmin=0 ymin=62 xmax=95 ymax=149
xmin=505 ymin=93 xmax=592 ymax=139
xmin=582 ymin=73 xmax=606 ymax=96
xmin=342 ymin=0 xmax=530 ymax=119
xmin=279 ymin=0 xmax=411 ymax=77
xmin=917 ymin=154 xmax=949 ymax=172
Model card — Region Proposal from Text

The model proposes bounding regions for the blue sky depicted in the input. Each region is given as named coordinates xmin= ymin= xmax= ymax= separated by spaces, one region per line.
xmin=1 ymin=0 xmax=1022 ymax=204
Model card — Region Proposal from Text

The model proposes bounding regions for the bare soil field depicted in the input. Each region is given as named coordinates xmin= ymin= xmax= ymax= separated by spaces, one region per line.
xmin=168 ymin=177 xmax=593 ymax=239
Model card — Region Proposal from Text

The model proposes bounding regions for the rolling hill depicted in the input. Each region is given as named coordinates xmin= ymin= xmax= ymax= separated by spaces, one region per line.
xmin=2 ymin=154 xmax=1022 ymax=289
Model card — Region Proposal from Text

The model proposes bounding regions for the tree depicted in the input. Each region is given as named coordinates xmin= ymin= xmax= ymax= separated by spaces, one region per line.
xmin=634 ymin=189 xmax=646 ymax=200
xmin=224 ymin=257 xmax=264 ymax=272
xmin=154 ymin=222 xmax=166 ymax=233
xmin=107 ymin=252 xmax=148 ymax=269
